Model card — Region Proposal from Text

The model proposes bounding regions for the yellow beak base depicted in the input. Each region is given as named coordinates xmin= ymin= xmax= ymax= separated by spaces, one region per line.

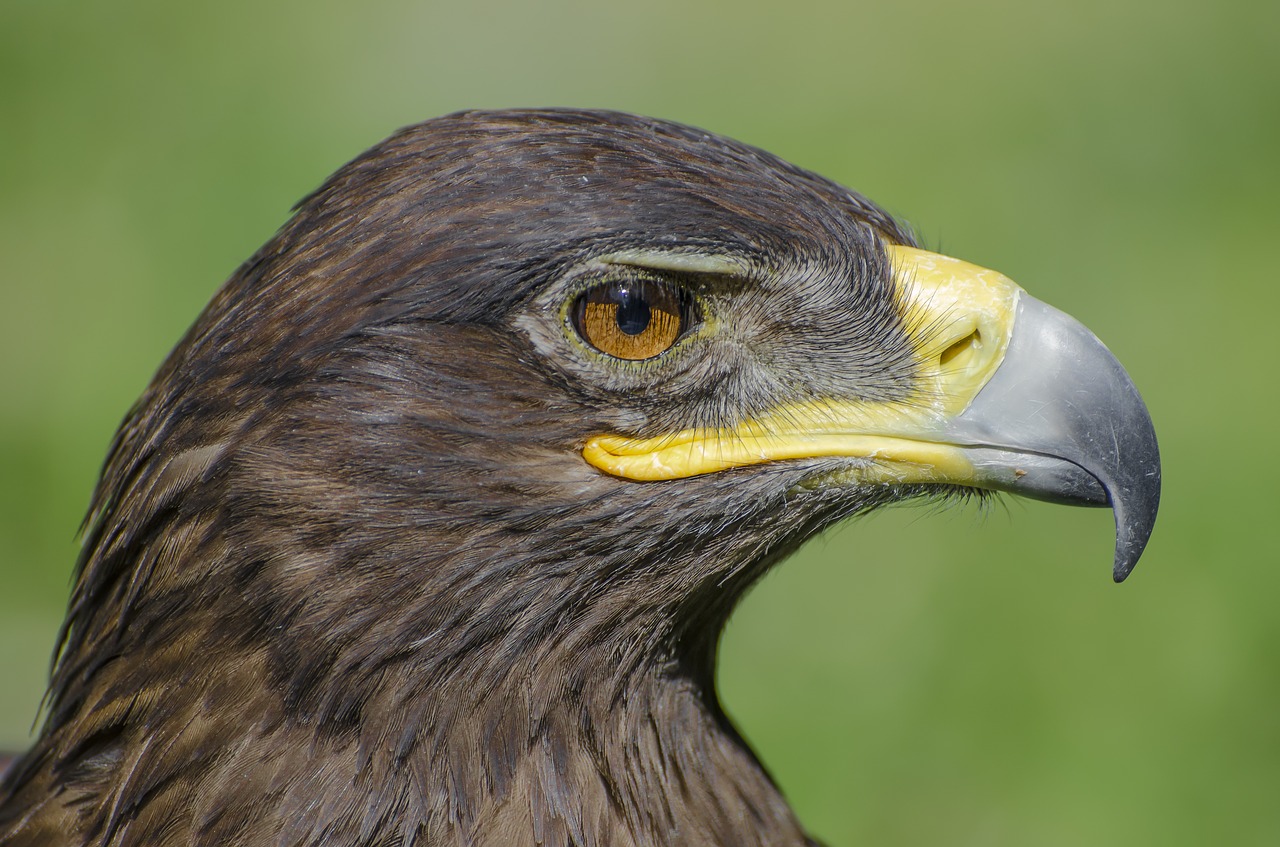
xmin=582 ymin=246 xmax=1022 ymax=486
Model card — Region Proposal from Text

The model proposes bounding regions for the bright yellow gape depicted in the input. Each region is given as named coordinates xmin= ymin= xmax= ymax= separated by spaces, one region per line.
xmin=582 ymin=246 xmax=1023 ymax=483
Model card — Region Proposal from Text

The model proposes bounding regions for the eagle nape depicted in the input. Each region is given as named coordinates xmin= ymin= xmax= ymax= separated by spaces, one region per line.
xmin=0 ymin=109 xmax=1159 ymax=847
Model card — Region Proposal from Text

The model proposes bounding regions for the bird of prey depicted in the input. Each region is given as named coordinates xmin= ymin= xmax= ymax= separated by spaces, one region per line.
xmin=0 ymin=109 xmax=1159 ymax=846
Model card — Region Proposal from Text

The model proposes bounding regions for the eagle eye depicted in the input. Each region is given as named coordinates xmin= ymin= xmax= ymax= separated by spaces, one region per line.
xmin=570 ymin=274 xmax=698 ymax=361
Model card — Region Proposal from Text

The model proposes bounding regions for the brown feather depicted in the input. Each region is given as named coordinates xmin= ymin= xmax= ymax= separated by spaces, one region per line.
xmin=0 ymin=109 xmax=922 ymax=846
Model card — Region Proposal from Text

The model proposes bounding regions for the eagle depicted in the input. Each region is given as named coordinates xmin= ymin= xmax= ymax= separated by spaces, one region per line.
xmin=0 ymin=109 xmax=1159 ymax=846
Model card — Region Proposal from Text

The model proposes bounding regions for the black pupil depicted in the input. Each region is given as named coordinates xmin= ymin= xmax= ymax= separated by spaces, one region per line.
xmin=614 ymin=286 xmax=651 ymax=335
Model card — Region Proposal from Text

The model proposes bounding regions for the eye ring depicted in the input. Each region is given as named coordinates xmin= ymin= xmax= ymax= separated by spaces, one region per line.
xmin=570 ymin=273 xmax=699 ymax=361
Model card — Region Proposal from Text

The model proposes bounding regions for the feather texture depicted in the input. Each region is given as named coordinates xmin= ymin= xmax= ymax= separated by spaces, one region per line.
xmin=0 ymin=109 xmax=923 ymax=846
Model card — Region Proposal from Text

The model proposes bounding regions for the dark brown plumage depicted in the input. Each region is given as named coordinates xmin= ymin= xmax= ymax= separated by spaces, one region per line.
xmin=0 ymin=109 xmax=1158 ymax=846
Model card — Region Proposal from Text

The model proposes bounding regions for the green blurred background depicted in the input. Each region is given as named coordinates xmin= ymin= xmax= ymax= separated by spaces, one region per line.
xmin=2 ymin=0 xmax=1276 ymax=843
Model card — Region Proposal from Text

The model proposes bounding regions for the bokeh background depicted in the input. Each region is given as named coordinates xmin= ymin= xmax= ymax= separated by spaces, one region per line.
xmin=2 ymin=0 xmax=1276 ymax=844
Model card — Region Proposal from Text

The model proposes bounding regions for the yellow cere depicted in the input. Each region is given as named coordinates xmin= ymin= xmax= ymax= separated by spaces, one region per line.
xmin=888 ymin=245 xmax=1022 ymax=419
xmin=583 ymin=246 xmax=1024 ymax=483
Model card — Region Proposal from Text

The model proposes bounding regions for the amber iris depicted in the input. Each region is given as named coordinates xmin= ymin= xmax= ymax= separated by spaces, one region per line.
xmin=572 ymin=277 xmax=690 ymax=360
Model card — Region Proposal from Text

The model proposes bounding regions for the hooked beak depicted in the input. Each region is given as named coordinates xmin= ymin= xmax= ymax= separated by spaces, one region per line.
xmin=583 ymin=246 xmax=1161 ymax=581
xmin=943 ymin=291 xmax=1161 ymax=581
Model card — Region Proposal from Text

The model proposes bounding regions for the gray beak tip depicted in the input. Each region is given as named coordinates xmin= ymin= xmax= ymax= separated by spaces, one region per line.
xmin=1111 ymin=458 xmax=1162 ymax=584
xmin=954 ymin=295 xmax=1161 ymax=581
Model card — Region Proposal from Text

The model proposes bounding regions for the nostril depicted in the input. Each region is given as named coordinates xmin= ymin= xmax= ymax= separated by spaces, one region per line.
xmin=940 ymin=329 xmax=981 ymax=367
